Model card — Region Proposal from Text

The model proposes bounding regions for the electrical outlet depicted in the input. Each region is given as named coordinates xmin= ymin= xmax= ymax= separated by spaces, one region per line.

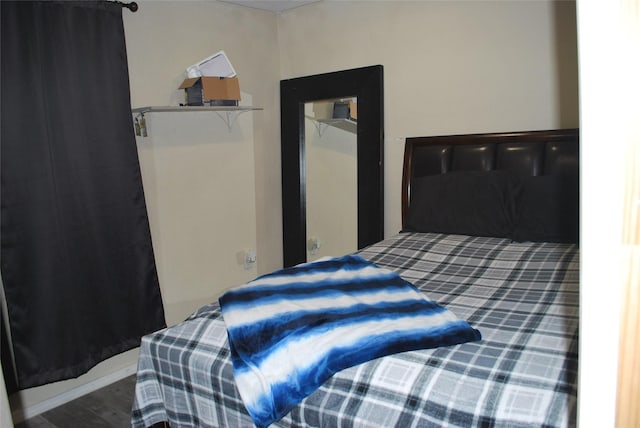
xmin=307 ymin=237 xmax=321 ymax=255
xmin=244 ymin=249 xmax=257 ymax=269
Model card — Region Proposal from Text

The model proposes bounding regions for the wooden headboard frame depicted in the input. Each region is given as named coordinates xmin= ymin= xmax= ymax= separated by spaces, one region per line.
xmin=401 ymin=128 xmax=580 ymax=229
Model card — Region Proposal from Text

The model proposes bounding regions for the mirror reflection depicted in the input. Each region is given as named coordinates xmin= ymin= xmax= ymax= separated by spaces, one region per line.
xmin=304 ymin=98 xmax=358 ymax=261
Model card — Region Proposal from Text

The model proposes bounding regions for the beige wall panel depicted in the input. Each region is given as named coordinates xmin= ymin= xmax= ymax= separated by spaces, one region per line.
xmin=277 ymin=1 xmax=579 ymax=236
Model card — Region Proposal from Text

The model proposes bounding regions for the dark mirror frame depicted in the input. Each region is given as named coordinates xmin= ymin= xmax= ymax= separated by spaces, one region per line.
xmin=281 ymin=65 xmax=384 ymax=267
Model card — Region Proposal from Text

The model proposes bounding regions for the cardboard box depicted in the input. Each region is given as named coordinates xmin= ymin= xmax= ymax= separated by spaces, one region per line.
xmin=312 ymin=101 xmax=333 ymax=120
xmin=178 ymin=76 xmax=240 ymax=106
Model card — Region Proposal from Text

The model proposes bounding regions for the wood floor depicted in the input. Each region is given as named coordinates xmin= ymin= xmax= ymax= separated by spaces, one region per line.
xmin=14 ymin=374 xmax=136 ymax=428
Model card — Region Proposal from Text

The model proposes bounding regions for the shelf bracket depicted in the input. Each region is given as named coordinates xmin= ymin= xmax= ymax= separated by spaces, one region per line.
xmin=214 ymin=110 xmax=249 ymax=132
xmin=309 ymin=119 xmax=330 ymax=137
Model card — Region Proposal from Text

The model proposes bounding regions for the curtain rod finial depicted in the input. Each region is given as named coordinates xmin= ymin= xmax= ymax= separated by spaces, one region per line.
xmin=118 ymin=1 xmax=138 ymax=12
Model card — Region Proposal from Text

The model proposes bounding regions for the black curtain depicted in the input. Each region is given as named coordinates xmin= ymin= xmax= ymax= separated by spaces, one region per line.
xmin=1 ymin=1 xmax=166 ymax=389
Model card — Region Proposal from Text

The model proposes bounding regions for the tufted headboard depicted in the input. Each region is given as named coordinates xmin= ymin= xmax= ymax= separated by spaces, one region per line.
xmin=401 ymin=128 xmax=579 ymax=231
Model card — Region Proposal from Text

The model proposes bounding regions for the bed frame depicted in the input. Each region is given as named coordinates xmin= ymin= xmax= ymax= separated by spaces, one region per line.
xmin=134 ymin=128 xmax=581 ymax=428
xmin=401 ymin=128 xmax=579 ymax=229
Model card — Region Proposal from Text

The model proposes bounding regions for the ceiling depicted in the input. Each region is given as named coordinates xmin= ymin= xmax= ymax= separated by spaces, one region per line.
xmin=219 ymin=0 xmax=321 ymax=13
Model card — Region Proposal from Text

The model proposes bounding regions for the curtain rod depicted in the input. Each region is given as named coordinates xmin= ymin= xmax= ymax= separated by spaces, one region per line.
xmin=115 ymin=1 xmax=138 ymax=12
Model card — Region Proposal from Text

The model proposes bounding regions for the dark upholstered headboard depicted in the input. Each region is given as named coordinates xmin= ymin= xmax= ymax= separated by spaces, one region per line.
xmin=401 ymin=129 xmax=579 ymax=230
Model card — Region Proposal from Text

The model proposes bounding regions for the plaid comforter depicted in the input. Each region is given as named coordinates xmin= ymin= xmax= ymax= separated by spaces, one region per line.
xmin=131 ymin=232 xmax=579 ymax=427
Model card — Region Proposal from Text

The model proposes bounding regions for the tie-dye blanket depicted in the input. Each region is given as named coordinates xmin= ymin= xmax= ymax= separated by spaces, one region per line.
xmin=219 ymin=254 xmax=481 ymax=428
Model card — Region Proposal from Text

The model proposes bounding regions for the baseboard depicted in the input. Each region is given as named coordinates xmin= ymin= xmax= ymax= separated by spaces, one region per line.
xmin=11 ymin=363 xmax=138 ymax=423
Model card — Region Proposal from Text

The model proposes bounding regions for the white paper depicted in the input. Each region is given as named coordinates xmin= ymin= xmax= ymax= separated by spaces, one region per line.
xmin=186 ymin=50 xmax=236 ymax=78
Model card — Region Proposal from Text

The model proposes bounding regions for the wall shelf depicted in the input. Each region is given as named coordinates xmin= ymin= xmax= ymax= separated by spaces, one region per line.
xmin=131 ymin=105 xmax=263 ymax=134
xmin=305 ymin=116 xmax=357 ymax=137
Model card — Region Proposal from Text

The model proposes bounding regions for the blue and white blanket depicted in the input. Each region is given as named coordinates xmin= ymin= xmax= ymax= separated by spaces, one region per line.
xmin=219 ymin=254 xmax=481 ymax=428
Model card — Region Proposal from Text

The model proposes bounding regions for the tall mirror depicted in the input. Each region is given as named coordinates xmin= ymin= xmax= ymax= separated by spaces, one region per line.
xmin=281 ymin=66 xmax=384 ymax=267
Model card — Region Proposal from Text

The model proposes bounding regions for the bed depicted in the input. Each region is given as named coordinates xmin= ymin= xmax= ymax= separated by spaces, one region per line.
xmin=131 ymin=128 xmax=580 ymax=427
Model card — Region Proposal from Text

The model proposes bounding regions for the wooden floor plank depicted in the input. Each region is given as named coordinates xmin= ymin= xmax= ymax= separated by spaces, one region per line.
xmin=40 ymin=399 xmax=114 ymax=428
xmin=15 ymin=375 xmax=136 ymax=427
xmin=14 ymin=415 xmax=56 ymax=428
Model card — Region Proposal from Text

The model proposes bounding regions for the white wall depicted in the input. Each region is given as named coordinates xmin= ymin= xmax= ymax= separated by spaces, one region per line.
xmin=124 ymin=0 xmax=283 ymax=279
xmin=122 ymin=1 xmax=284 ymax=322
xmin=278 ymin=0 xmax=579 ymax=235
xmin=135 ymin=105 xmax=257 ymax=325
xmin=576 ymin=0 xmax=639 ymax=426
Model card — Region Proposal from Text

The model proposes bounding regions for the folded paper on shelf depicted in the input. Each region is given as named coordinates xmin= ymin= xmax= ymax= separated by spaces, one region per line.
xmin=186 ymin=50 xmax=236 ymax=78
